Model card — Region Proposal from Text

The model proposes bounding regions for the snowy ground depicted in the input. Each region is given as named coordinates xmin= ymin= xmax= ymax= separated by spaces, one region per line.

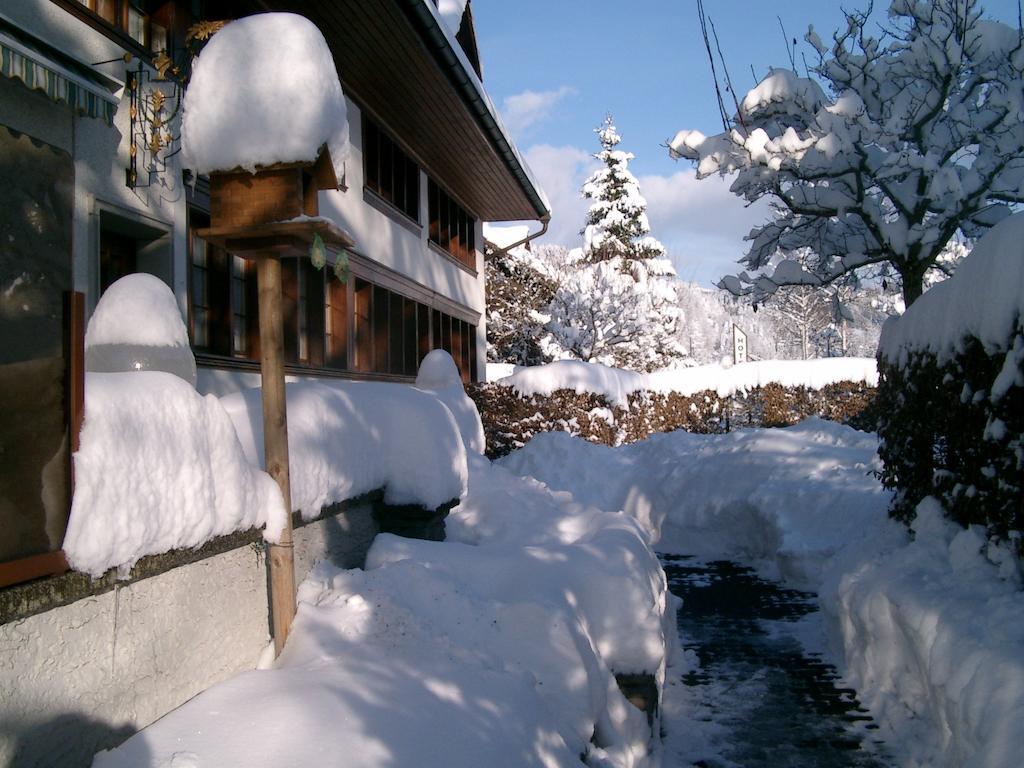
xmin=501 ymin=421 xmax=1024 ymax=768
xmin=94 ymin=451 xmax=674 ymax=768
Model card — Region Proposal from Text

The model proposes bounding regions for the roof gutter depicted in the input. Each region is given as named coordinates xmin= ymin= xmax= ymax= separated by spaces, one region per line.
xmin=398 ymin=0 xmax=550 ymax=221
xmin=484 ymin=214 xmax=551 ymax=260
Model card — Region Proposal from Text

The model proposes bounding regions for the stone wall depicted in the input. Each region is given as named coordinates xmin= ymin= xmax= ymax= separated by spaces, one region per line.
xmin=468 ymin=381 xmax=877 ymax=459
xmin=0 ymin=498 xmax=379 ymax=768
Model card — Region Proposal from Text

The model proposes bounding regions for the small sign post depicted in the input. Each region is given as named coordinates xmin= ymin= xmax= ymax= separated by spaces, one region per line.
xmin=732 ymin=324 xmax=748 ymax=366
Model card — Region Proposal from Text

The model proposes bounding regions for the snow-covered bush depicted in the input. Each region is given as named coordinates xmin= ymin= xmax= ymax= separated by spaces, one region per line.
xmin=877 ymin=214 xmax=1024 ymax=554
xmin=469 ymin=359 xmax=878 ymax=457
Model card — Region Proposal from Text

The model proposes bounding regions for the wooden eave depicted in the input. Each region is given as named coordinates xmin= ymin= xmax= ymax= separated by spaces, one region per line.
xmin=213 ymin=0 xmax=546 ymax=222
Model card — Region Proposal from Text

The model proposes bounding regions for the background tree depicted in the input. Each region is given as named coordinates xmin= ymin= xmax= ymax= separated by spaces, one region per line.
xmin=485 ymin=242 xmax=556 ymax=367
xmin=762 ymin=286 xmax=832 ymax=360
xmin=546 ymin=116 xmax=684 ymax=371
xmin=670 ymin=0 xmax=1024 ymax=306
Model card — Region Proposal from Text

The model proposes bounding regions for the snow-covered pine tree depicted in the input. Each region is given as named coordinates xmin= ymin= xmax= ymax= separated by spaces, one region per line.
xmin=546 ymin=115 xmax=684 ymax=372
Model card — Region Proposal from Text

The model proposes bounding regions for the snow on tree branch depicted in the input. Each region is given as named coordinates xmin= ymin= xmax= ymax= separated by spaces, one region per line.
xmin=669 ymin=0 xmax=1024 ymax=306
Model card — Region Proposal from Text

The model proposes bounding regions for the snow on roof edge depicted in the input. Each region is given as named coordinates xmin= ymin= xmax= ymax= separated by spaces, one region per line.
xmin=415 ymin=0 xmax=551 ymax=218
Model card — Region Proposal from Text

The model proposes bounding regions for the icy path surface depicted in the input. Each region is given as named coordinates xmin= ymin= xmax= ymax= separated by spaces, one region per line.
xmin=661 ymin=555 xmax=891 ymax=768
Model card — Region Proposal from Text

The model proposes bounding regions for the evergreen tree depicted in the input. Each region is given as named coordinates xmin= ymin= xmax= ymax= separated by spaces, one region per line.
xmin=546 ymin=116 xmax=684 ymax=372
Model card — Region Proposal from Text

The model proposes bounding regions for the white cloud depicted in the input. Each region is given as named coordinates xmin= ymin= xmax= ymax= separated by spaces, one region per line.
xmin=639 ymin=170 xmax=771 ymax=286
xmin=501 ymin=86 xmax=575 ymax=136
xmin=521 ymin=143 xmax=598 ymax=244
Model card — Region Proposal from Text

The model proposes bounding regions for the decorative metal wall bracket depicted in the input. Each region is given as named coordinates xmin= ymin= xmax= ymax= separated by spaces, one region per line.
xmin=126 ymin=52 xmax=183 ymax=190
xmin=124 ymin=21 xmax=227 ymax=190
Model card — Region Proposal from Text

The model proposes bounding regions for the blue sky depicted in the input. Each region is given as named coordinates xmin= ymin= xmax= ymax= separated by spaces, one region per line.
xmin=473 ymin=0 xmax=1021 ymax=285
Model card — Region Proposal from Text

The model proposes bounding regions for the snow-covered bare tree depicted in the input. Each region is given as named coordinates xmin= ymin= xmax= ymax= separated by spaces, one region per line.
xmin=670 ymin=0 xmax=1024 ymax=306
xmin=485 ymin=242 xmax=557 ymax=366
xmin=546 ymin=116 xmax=684 ymax=371
xmin=762 ymin=286 xmax=832 ymax=359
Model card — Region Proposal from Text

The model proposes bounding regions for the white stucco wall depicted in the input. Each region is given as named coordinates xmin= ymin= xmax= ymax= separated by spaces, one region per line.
xmin=0 ymin=502 xmax=376 ymax=768
xmin=319 ymin=100 xmax=486 ymax=319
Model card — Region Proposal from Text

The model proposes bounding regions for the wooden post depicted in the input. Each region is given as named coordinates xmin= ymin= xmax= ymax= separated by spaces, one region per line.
xmin=257 ymin=255 xmax=297 ymax=656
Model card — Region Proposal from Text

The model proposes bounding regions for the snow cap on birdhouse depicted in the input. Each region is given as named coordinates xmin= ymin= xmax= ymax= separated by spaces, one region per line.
xmin=182 ymin=12 xmax=349 ymax=182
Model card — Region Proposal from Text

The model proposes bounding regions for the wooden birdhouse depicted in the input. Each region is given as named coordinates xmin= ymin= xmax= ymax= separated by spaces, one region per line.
xmin=199 ymin=145 xmax=352 ymax=258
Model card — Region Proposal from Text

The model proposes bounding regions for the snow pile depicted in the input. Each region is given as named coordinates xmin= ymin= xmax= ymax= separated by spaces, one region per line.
xmin=823 ymin=498 xmax=1024 ymax=768
xmin=221 ymin=378 xmax=467 ymax=516
xmin=183 ymin=13 xmax=349 ymax=179
xmin=880 ymin=212 xmax=1024 ymax=365
xmin=414 ymin=349 xmax=484 ymax=455
xmin=499 ymin=357 xmax=878 ymax=409
xmin=500 ymin=419 xmax=895 ymax=585
xmin=501 ymin=420 xmax=1024 ymax=767
xmin=85 ymin=274 xmax=197 ymax=386
xmin=95 ymin=458 xmax=674 ymax=768
xmin=64 ymin=372 xmax=286 ymax=577
xmin=503 ymin=359 xmax=645 ymax=408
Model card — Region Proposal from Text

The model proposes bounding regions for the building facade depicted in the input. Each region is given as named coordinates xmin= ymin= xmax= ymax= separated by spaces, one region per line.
xmin=0 ymin=2 xmax=547 ymax=765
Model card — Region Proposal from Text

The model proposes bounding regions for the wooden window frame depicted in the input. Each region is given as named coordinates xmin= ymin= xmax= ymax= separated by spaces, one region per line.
xmin=427 ymin=178 xmax=477 ymax=273
xmin=361 ymin=115 xmax=421 ymax=223
xmin=54 ymin=0 xmax=169 ymax=55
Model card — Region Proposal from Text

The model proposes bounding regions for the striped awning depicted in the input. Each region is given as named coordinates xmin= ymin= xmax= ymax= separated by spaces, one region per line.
xmin=0 ymin=25 xmax=119 ymax=125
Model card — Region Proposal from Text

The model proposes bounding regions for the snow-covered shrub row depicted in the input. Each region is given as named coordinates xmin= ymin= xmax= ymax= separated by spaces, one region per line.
xmin=822 ymin=498 xmax=1024 ymax=768
xmin=877 ymin=214 xmax=1023 ymax=554
xmin=497 ymin=358 xmax=877 ymax=406
xmin=95 ymin=458 xmax=675 ymax=768
xmin=468 ymin=378 xmax=875 ymax=458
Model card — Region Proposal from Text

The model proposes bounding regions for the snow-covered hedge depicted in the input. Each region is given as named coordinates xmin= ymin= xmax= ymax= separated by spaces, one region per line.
xmin=877 ymin=214 xmax=1024 ymax=554
xmin=469 ymin=372 xmax=876 ymax=458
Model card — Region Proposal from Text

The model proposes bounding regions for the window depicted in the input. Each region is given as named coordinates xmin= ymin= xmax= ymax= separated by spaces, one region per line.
xmin=75 ymin=0 xmax=170 ymax=52
xmin=325 ymin=278 xmax=348 ymax=369
xmin=362 ymin=115 xmax=420 ymax=221
xmin=282 ymin=259 xmax=326 ymax=367
xmin=428 ymin=179 xmax=476 ymax=270
xmin=186 ymin=226 xmax=477 ymax=382
xmin=188 ymin=209 xmax=257 ymax=359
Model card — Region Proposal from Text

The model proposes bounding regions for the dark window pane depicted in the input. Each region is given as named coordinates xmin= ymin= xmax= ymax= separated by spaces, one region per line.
xmin=469 ymin=324 xmax=478 ymax=381
xmin=431 ymin=307 xmax=442 ymax=352
xmin=403 ymin=298 xmax=418 ymax=375
xmin=354 ymin=278 xmax=373 ymax=372
xmin=306 ymin=264 xmax=325 ymax=368
xmin=388 ymin=292 xmax=404 ymax=374
xmin=428 ymin=181 xmax=439 ymax=243
xmin=441 ymin=312 xmax=452 ymax=354
xmin=418 ymin=303 xmax=431 ymax=363
xmin=281 ymin=259 xmax=300 ymax=364
xmin=372 ymin=285 xmax=389 ymax=373
xmin=405 ymin=158 xmax=420 ymax=220
xmin=363 ymin=117 xmax=380 ymax=195
xmin=326 ymin=278 xmax=348 ymax=369
xmin=451 ymin=319 xmax=463 ymax=378
xmin=379 ymin=138 xmax=394 ymax=202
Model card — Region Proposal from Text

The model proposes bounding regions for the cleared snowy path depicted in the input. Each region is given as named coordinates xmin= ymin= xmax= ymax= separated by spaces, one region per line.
xmin=662 ymin=555 xmax=891 ymax=768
